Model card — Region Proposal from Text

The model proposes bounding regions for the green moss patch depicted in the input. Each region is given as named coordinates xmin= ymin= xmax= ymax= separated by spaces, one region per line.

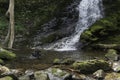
xmin=0 ymin=48 xmax=16 ymax=60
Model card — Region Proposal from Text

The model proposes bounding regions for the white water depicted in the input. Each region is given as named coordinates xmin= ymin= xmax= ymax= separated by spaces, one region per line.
xmin=44 ymin=0 xmax=103 ymax=51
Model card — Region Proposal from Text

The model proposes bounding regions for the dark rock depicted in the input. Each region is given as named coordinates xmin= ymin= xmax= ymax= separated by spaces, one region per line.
xmin=29 ymin=50 xmax=41 ymax=59
xmin=64 ymin=74 xmax=73 ymax=80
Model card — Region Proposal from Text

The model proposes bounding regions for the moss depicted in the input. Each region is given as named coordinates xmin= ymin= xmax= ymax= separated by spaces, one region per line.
xmin=72 ymin=59 xmax=111 ymax=73
xmin=53 ymin=58 xmax=61 ymax=64
xmin=0 ymin=76 xmax=13 ymax=80
xmin=0 ymin=59 xmax=4 ymax=64
xmin=0 ymin=48 xmax=16 ymax=60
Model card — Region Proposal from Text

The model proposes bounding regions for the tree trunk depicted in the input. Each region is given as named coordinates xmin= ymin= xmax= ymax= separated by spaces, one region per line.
xmin=4 ymin=0 xmax=15 ymax=49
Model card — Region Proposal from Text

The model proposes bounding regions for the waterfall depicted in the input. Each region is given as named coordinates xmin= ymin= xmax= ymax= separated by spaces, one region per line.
xmin=44 ymin=0 xmax=103 ymax=51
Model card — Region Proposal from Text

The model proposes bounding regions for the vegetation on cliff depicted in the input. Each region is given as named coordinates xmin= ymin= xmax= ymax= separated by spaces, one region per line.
xmin=80 ymin=0 xmax=120 ymax=46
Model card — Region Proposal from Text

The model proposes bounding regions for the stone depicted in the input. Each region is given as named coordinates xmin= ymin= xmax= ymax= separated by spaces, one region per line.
xmin=0 ymin=76 xmax=13 ymax=80
xmin=19 ymin=75 xmax=30 ymax=80
xmin=112 ymin=62 xmax=120 ymax=72
xmin=93 ymin=69 xmax=105 ymax=79
xmin=10 ymin=69 xmax=23 ymax=77
xmin=47 ymin=68 xmax=69 ymax=78
xmin=34 ymin=71 xmax=50 ymax=80
xmin=0 ymin=66 xmax=10 ymax=75
xmin=105 ymin=49 xmax=119 ymax=61
xmin=72 ymin=59 xmax=111 ymax=73
xmin=105 ymin=72 xmax=120 ymax=80
xmin=72 ymin=74 xmax=86 ymax=80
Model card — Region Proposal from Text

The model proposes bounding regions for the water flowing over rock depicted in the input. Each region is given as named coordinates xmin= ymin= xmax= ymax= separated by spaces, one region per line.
xmin=44 ymin=0 xmax=103 ymax=51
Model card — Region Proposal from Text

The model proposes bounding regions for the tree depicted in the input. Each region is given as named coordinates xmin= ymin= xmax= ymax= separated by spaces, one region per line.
xmin=4 ymin=0 xmax=15 ymax=49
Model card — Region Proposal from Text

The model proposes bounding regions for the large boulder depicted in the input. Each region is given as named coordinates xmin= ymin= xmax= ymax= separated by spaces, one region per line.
xmin=72 ymin=59 xmax=111 ymax=73
xmin=0 ymin=48 xmax=16 ymax=60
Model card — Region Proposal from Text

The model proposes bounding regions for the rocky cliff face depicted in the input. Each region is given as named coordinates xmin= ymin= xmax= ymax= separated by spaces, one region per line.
xmin=80 ymin=0 xmax=120 ymax=47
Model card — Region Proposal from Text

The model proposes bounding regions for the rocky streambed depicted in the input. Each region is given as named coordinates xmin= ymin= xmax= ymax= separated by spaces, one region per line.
xmin=0 ymin=48 xmax=120 ymax=80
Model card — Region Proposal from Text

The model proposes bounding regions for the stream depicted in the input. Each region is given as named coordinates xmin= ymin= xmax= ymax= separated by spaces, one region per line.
xmin=5 ymin=48 xmax=106 ymax=71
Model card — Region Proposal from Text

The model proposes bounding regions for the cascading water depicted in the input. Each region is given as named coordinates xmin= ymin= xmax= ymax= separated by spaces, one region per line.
xmin=44 ymin=0 xmax=103 ymax=51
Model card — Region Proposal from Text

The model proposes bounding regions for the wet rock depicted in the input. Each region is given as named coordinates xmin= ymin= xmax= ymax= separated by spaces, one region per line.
xmin=93 ymin=69 xmax=105 ymax=79
xmin=105 ymin=72 xmax=120 ymax=80
xmin=105 ymin=49 xmax=119 ymax=61
xmin=0 ymin=76 xmax=13 ymax=80
xmin=0 ymin=48 xmax=16 ymax=60
xmin=112 ymin=62 xmax=120 ymax=72
xmin=34 ymin=71 xmax=50 ymax=80
xmin=72 ymin=59 xmax=111 ymax=73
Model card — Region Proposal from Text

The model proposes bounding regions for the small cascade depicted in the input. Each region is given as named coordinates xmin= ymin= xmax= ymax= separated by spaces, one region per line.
xmin=44 ymin=0 xmax=103 ymax=51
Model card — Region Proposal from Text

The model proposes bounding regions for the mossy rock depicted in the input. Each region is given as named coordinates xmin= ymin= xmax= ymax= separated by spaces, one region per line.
xmin=0 ymin=76 xmax=13 ymax=80
xmin=105 ymin=49 xmax=119 ymax=61
xmin=53 ymin=58 xmax=61 ymax=65
xmin=0 ymin=48 xmax=16 ymax=60
xmin=48 ymin=68 xmax=69 ymax=77
xmin=72 ymin=59 xmax=111 ymax=74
